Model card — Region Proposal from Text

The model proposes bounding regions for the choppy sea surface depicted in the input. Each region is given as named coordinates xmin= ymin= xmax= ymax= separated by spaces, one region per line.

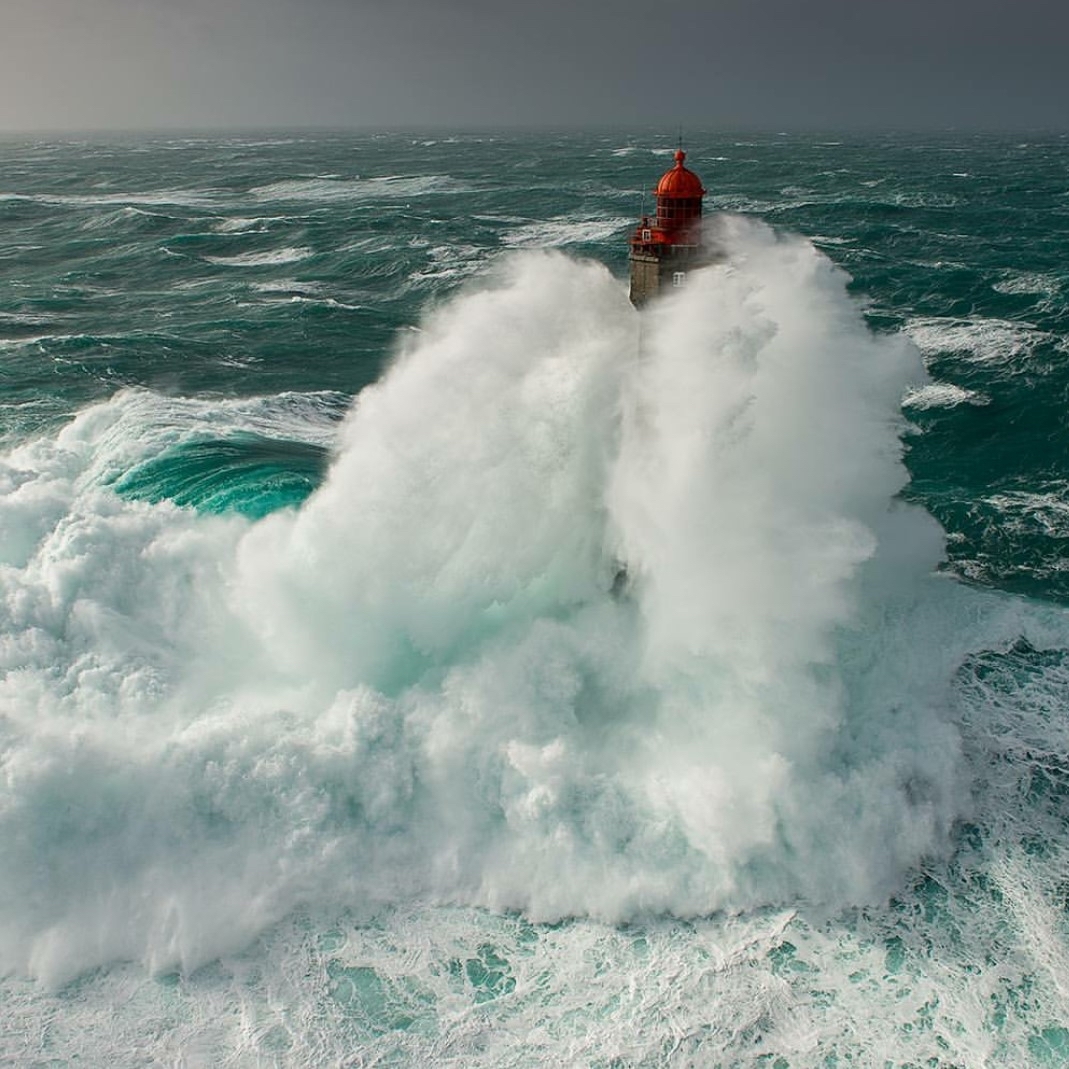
xmin=2 ymin=130 xmax=1069 ymax=1067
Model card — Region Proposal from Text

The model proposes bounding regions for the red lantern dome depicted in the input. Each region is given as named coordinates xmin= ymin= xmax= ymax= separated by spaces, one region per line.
xmin=630 ymin=148 xmax=707 ymax=256
xmin=656 ymin=149 xmax=706 ymax=198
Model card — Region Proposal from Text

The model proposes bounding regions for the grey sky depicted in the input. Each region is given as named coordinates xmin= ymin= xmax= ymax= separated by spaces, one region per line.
xmin=1 ymin=0 xmax=1066 ymax=132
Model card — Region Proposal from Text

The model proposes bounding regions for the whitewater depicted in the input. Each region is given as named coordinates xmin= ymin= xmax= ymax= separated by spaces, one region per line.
xmin=3 ymin=132 xmax=1069 ymax=1067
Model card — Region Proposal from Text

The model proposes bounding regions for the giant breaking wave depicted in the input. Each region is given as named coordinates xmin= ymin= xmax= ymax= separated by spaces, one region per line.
xmin=0 ymin=218 xmax=979 ymax=985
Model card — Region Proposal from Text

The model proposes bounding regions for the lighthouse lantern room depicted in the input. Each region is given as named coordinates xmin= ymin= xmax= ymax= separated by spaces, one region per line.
xmin=629 ymin=149 xmax=707 ymax=306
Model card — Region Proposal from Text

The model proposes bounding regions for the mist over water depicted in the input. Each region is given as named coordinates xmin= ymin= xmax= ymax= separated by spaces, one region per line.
xmin=0 ymin=218 xmax=995 ymax=987
xmin=4 ymin=131 xmax=1069 ymax=1064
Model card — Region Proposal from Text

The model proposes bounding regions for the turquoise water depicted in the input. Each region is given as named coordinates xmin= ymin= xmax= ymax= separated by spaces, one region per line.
xmin=2 ymin=131 xmax=1069 ymax=1066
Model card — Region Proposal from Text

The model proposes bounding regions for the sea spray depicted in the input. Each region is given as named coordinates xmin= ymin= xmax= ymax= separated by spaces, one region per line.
xmin=0 ymin=221 xmax=974 ymax=985
xmin=607 ymin=216 xmax=959 ymax=906
xmin=235 ymin=252 xmax=634 ymax=690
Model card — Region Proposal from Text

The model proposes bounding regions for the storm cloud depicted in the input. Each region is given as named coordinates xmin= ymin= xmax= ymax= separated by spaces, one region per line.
xmin=1 ymin=0 xmax=1066 ymax=132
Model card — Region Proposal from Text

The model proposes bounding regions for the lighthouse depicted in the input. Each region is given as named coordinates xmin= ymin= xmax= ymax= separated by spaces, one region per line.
xmin=628 ymin=149 xmax=707 ymax=307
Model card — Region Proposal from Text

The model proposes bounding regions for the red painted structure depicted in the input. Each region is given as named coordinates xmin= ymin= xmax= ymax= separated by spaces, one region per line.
xmin=628 ymin=149 xmax=708 ymax=305
xmin=630 ymin=149 xmax=706 ymax=254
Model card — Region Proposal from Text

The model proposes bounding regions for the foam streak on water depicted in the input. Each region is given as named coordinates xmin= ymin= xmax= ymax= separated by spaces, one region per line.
xmin=3 ymin=218 xmax=1069 ymax=1065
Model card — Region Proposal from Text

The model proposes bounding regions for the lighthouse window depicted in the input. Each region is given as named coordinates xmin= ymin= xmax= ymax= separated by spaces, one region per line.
xmin=641 ymin=228 xmax=651 ymax=242
xmin=672 ymin=271 xmax=686 ymax=287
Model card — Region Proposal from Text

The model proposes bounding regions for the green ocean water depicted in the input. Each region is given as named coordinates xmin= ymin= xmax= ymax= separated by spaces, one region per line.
xmin=4 ymin=132 xmax=1068 ymax=590
xmin=3 ymin=131 xmax=1069 ymax=1066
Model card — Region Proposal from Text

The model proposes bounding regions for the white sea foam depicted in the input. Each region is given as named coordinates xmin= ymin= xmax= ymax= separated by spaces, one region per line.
xmin=250 ymin=278 xmax=323 ymax=294
xmin=250 ymin=175 xmax=470 ymax=204
xmin=502 ymin=216 xmax=633 ymax=248
xmin=710 ymin=193 xmax=780 ymax=213
xmin=0 ymin=219 xmax=1049 ymax=999
xmin=810 ymin=234 xmax=856 ymax=246
xmin=211 ymin=216 xmax=272 ymax=233
xmin=0 ymin=332 xmax=89 ymax=352
xmin=256 ymin=294 xmax=365 ymax=311
xmin=204 ymin=247 xmax=314 ymax=267
xmin=903 ymin=381 xmax=989 ymax=409
xmin=0 ymin=312 xmax=54 ymax=326
xmin=993 ymin=271 xmax=1063 ymax=309
xmin=0 ymin=189 xmax=222 ymax=210
xmin=405 ymin=243 xmax=486 ymax=287
xmin=985 ymin=489 xmax=1069 ymax=540
xmin=905 ymin=315 xmax=1048 ymax=364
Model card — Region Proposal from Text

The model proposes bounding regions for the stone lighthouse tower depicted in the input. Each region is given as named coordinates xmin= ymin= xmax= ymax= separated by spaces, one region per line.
xmin=628 ymin=149 xmax=707 ymax=307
